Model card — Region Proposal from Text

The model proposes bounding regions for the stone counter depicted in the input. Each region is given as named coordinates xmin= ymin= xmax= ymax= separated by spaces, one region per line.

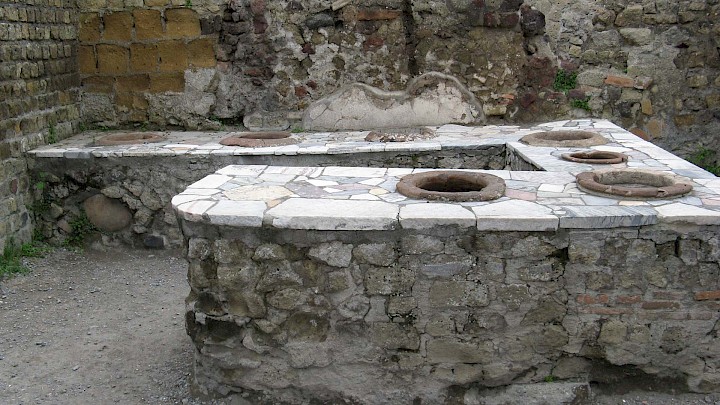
xmin=174 ymin=164 xmax=720 ymax=402
xmin=27 ymin=119 xmax=717 ymax=247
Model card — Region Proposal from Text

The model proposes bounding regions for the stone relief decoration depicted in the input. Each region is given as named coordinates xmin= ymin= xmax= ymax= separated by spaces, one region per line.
xmin=302 ymin=72 xmax=485 ymax=130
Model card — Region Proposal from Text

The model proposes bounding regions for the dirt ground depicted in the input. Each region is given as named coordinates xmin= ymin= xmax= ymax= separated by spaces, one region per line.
xmin=0 ymin=246 xmax=718 ymax=405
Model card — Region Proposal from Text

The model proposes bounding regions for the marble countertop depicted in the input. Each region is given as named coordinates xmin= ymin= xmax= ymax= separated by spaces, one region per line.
xmin=28 ymin=119 xmax=720 ymax=229
xmin=171 ymin=162 xmax=720 ymax=230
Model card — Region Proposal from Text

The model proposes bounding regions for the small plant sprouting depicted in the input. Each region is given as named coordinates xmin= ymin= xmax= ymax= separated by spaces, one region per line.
xmin=553 ymin=69 xmax=577 ymax=93
xmin=185 ymin=0 xmax=192 ymax=7
xmin=688 ymin=147 xmax=720 ymax=176
xmin=291 ymin=126 xmax=304 ymax=133
xmin=571 ymin=97 xmax=591 ymax=111
xmin=63 ymin=212 xmax=96 ymax=248
xmin=544 ymin=375 xmax=556 ymax=383
xmin=48 ymin=123 xmax=58 ymax=144
xmin=0 ymin=238 xmax=49 ymax=279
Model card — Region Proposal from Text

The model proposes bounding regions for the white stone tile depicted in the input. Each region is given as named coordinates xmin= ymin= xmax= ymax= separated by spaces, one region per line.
xmin=560 ymin=206 xmax=657 ymax=228
xmin=400 ymin=203 xmax=475 ymax=229
xmin=179 ymin=188 xmax=219 ymax=196
xmin=274 ymin=145 xmax=300 ymax=155
xmin=188 ymin=174 xmax=232 ymax=189
xmin=267 ymin=198 xmax=399 ymax=230
xmin=176 ymin=200 xmax=215 ymax=221
xmin=297 ymin=145 xmax=330 ymax=154
xmin=171 ymin=194 xmax=203 ymax=207
xmin=205 ymin=200 xmax=266 ymax=227
xmin=259 ymin=173 xmax=297 ymax=183
xmin=538 ymin=184 xmax=565 ymax=193
xmin=350 ymin=194 xmax=380 ymax=200
xmin=360 ymin=178 xmax=385 ymax=186
xmin=307 ymin=179 xmax=339 ymax=187
xmin=472 ymin=200 xmax=558 ymax=231
xmin=264 ymin=166 xmax=323 ymax=176
xmin=216 ymin=165 xmax=266 ymax=176
xmin=655 ymin=203 xmax=720 ymax=225
xmin=224 ymin=185 xmax=295 ymax=201
xmin=323 ymin=166 xmax=387 ymax=177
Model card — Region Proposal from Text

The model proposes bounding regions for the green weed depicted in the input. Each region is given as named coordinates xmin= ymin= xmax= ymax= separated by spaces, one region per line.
xmin=553 ymin=70 xmax=577 ymax=93
xmin=570 ymin=97 xmax=591 ymax=111
xmin=0 ymin=238 xmax=50 ymax=279
xmin=63 ymin=212 xmax=96 ymax=248
xmin=688 ymin=148 xmax=720 ymax=176
xmin=48 ymin=124 xmax=58 ymax=144
xmin=544 ymin=375 xmax=556 ymax=383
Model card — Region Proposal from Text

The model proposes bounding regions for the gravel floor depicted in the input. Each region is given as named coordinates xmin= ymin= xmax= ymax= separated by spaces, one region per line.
xmin=0 ymin=246 xmax=717 ymax=405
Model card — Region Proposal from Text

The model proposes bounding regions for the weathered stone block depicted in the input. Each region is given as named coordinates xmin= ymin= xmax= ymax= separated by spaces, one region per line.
xmin=426 ymin=338 xmax=494 ymax=363
xmin=103 ymin=12 xmax=133 ymax=41
xmin=188 ymin=37 xmax=216 ymax=68
xmin=605 ymin=75 xmax=634 ymax=87
xmin=149 ymin=72 xmax=184 ymax=93
xmin=165 ymin=8 xmax=201 ymax=39
xmin=429 ymin=281 xmax=489 ymax=307
xmin=598 ymin=320 xmax=627 ymax=345
xmin=79 ymin=13 xmax=101 ymax=42
xmin=116 ymin=92 xmax=148 ymax=110
xmin=256 ymin=262 xmax=302 ymax=292
xmin=614 ymin=4 xmax=643 ymax=26
xmin=78 ymin=45 xmax=96 ymax=74
xmin=370 ymin=323 xmax=420 ymax=350
xmin=401 ymin=234 xmax=444 ymax=255
xmin=353 ymin=243 xmax=396 ymax=266
xmin=157 ymin=40 xmax=188 ymax=72
xmin=364 ymin=266 xmax=415 ymax=295
xmin=267 ymin=288 xmax=306 ymax=310
xmin=226 ymin=290 xmax=266 ymax=317
xmin=387 ymin=296 xmax=417 ymax=316
xmin=133 ymin=9 xmax=163 ymax=40
xmin=130 ymin=43 xmax=158 ymax=73
xmin=284 ymin=312 xmax=330 ymax=342
xmin=253 ymin=243 xmax=285 ymax=261
xmin=308 ymin=241 xmax=353 ymax=267
xmin=83 ymin=194 xmax=132 ymax=232
xmin=326 ymin=270 xmax=350 ymax=292
xmin=116 ymin=74 xmax=150 ymax=92
xmin=96 ymin=44 xmax=129 ymax=74
xmin=619 ymin=28 xmax=652 ymax=45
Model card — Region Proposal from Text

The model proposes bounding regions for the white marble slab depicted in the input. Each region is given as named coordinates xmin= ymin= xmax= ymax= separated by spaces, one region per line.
xmin=267 ymin=198 xmax=399 ymax=230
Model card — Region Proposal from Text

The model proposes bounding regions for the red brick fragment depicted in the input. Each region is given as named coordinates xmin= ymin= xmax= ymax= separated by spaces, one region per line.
xmin=641 ymin=301 xmax=681 ymax=310
xmin=694 ymin=290 xmax=720 ymax=301
xmin=605 ymin=75 xmax=634 ymax=87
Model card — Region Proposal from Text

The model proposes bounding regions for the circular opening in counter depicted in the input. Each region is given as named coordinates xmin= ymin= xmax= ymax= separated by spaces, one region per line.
xmin=95 ymin=132 xmax=166 ymax=146
xmin=397 ymin=171 xmax=505 ymax=202
xmin=220 ymin=131 xmax=297 ymax=147
xmin=561 ymin=150 xmax=628 ymax=164
xmin=520 ymin=130 xmax=608 ymax=147
xmin=576 ymin=169 xmax=693 ymax=199
xmin=365 ymin=127 xmax=435 ymax=142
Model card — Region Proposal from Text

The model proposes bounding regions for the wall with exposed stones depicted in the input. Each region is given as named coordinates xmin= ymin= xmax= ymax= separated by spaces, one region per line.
xmin=180 ymin=224 xmax=720 ymax=402
xmin=74 ymin=0 xmax=719 ymax=160
xmin=0 ymin=0 xmax=81 ymax=249
xmin=28 ymin=146 xmax=506 ymax=247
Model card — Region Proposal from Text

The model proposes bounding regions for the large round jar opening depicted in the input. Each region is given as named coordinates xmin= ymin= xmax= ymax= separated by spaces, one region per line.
xmin=397 ymin=171 xmax=505 ymax=202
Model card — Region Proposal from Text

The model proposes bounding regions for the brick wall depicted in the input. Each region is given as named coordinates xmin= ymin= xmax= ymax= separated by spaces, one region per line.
xmin=77 ymin=6 xmax=216 ymax=124
xmin=0 ymin=0 xmax=80 ymax=249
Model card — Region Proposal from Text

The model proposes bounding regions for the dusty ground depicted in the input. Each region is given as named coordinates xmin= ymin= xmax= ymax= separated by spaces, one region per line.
xmin=0 ymin=246 xmax=718 ymax=405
